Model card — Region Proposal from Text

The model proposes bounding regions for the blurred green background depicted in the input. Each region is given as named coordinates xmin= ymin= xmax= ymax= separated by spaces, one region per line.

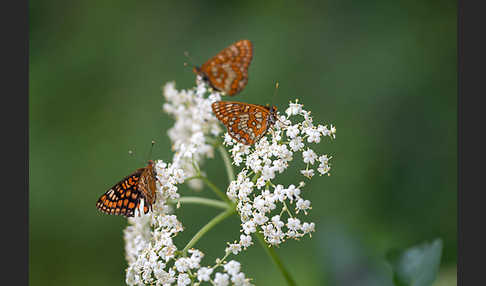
xmin=29 ymin=0 xmax=457 ymax=285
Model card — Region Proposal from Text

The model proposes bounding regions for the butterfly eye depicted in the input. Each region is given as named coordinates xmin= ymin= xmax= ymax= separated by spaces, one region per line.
xmin=201 ymin=73 xmax=210 ymax=82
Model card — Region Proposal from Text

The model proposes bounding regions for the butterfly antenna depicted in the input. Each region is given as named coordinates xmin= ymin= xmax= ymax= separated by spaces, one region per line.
xmin=272 ymin=81 xmax=280 ymax=102
xmin=145 ymin=140 xmax=155 ymax=162
xmin=270 ymin=81 xmax=289 ymax=128
xmin=266 ymin=81 xmax=280 ymax=108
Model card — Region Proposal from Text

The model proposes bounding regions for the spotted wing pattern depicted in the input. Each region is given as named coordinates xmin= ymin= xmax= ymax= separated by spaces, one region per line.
xmin=194 ymin=39 xmax=253 ymax=96
xmin=212 ymin=101 xmax=277 ymax=145
xmin=96 ymin=161 xmax=156 ymax=217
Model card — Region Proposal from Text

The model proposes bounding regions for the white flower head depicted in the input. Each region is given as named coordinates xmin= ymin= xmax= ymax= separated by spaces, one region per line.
xmin=214 ymin=272 xmax=230 ymax=286
xmin=224 ymin=260 xmax=241 ymax=276
xmin=162 ymin=81 xmax=222 ymax=187
xmin=177 ymin=273 xmax=191 ymax=286
xmin=197 ymin=267 xmax=213 ymax=282
xmin=220 ymin=99 xmax=335 ymax=246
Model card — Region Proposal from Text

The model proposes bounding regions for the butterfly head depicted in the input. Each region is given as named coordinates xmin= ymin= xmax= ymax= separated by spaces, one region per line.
xmin=147 ymin=160 xmax=156 ymax=177
xmin=267 ymin=105 xmax=278 ymax=126
xmin=192 ymin=66 xmax=211 ymax=83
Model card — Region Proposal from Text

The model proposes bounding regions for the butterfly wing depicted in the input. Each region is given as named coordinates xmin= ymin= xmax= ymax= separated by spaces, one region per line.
xmin=212 ymin=101 xmax=271 ymax=145
xmin=198 ymin=40 xmax=253 ymax=96
xmin=138 ymin=162 xmax=156 ymax=211
xmin=96 ymin=164 xmax=155 ymax=217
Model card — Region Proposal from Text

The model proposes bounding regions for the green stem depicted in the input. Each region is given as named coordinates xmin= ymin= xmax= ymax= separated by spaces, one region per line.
xmin=252 ymin=172 xmax=261 ymax=183
xmin=199 ymin=175 xmax=231 ymax=203
xmin=255 ymin=232 xmax=297 ymax=286
xmin=218 ymin=145 xmax=235 ymax=182
xmin=182 ymin=208 xmax=235 ymax=254
xmin=170 ymin=197 xmax=229 ymax=210
xmin=184 ymin=175 xmax=200 ymax=181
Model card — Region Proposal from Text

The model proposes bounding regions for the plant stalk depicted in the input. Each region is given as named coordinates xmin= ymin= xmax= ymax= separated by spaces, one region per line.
xmin=199 ymin=175 xmax=231 ymax=203
xmin=255 ymin=232 xmax=297 ymax=286
xmin=170 ymin=197 xmax=229 ymax=210
xmin=182 ymin=208 xmax=234 ymax=254
xmin=218 ymin=145 xmax=235 ymax=182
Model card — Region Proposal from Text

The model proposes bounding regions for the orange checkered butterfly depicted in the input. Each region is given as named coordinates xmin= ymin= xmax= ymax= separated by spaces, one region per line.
xmin=193 ymin=39 xmax=253 ymax=96
xmin=212 ymin=101 xmax=278 ymax=145
xmin=96 ymin=160 xmax=156 ymax=217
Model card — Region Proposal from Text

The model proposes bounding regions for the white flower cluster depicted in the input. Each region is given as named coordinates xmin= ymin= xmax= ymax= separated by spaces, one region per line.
xmin=124 ymin=160 xmax=253 ymax=286
xmin=125 ymin=213 xmax=252 ymax=285
xmin=162 ymin=80 xmax=223 ymax=190
xmin=224 ymin=99 xmax=335 ymax=247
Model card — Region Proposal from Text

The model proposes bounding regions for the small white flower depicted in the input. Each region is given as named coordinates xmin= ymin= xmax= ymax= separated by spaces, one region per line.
xmin=285 ymin=101 xmax=303 ymax=116
xmin=271 ymin=215 xmax=285 ymax=229
xmin=319 ymin=154 xmax=330 ymax=164
xmin=196 ymin=82 xmax=207 ymax=96
xmin=214 ymin=272 xmax=230 ymax=286
xmin=274 ymin=184 xmax=287 ymax=202
xmin=296 ymin=199 xmax=311 ymax=213
xmin=141 ymin=263 xmax=153 ymax=283
xmin=305 ymin=128 xmax=321 ymax=143
xmin=231 ymin=272 xmax=247 ymax=286
xmin=317 ymin=164 xmax=331 ymax=175
xmin=240 ymin=234 xmax=253 ymax=248
xmin=224 ymin=260 xmax=241 ymax=276
xmin=300 ymin=169 xmax=314 ymax=178
xmin=239 ymin=203 xmax=253 ymax=221
xmin=272 ymin=159 xmax=287 ymax=173
xmin=253 ymin=197 xmax=266 ymax=212
xmin=197 ymin=267 xmax=213 ymax=282
xmin=286 ymin=125 xmax=300 ymax=138
xmin=188 ymin=249 xmax=204 ymax=268
xmin=226 ymin=243 xmax=242 ymax=255
xmin=285 ymin=184 xmax=301 ymax=202
xmin=153 ymin=261 xmax=167 ymax=280
xmin=154 ymin=268 xmax=176 ymax=285
xmin=287 ymin=218 xmax=301 ymax=231
xmin=174 ymin=257 xmax=191 ymax=272
xmin=330 ymin=124 xmax=337 ymax=138
xmin=253 ymin=212 xmax=269 ymax=225
xmin=234 ymin=154 xmax=244 ymax=166
xmin=261 ymin=165 xmax=276 ymax=181
xmin=224 ymin=133 xmax=235 ymax=146
xmin=302 ymin=222 xmax=316 ymax=234
xmin=289 ymin=136 xmax=304 ymax=152
xmin=242 ymin=220 xmax=256 ymax=234
xmin=302 ymin=148 xmax=318 ymax=165
xmin=177 ymin=273 xmax=191 ymax=286
xmin=126 ymin=266 xmax=140 ymax=285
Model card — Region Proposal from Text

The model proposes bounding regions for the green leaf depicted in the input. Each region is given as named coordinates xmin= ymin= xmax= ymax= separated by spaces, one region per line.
xmin=387 ymin=238 xmax=443 ymax=286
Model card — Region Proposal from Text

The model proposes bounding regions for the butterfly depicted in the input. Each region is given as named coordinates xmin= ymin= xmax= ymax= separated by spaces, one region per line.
xmin=96 ymin=160 xmax=156 ymax=217
xmin=193 ymin=39 xmax=253 ymax=96
xmin=212 ymin=101 xmax=278 ymax=145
